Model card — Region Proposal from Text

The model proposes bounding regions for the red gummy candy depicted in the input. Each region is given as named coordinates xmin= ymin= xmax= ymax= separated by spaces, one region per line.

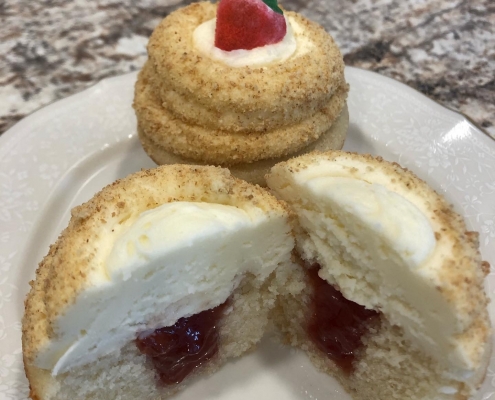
xmin=215 ymin=0 xmax=287 ymax=51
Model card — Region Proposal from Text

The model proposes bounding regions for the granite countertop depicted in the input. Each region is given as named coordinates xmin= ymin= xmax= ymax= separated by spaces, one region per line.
xmin=1 ymin=0 xmax=494 ymax=138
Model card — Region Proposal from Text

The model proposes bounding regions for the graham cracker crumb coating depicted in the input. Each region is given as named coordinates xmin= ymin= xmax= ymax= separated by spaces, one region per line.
xmin=136 ymin=105 xmax=349 ymax=186
xmin=133 ymin=1 xmax=348 ymax=165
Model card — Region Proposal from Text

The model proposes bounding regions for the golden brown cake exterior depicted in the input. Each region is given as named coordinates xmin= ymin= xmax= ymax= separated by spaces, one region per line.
xmin=22 ymin=164 xmax=295 ymax=400
xmin=133 ymin=2 xmax=349 ymax=184
xmin=136 ymin=105 xmax=349 ymax=186
xmin=266 ymin=151 xmax=492 ymax=400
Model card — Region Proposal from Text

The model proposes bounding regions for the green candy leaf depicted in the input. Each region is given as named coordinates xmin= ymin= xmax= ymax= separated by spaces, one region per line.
xmin=262 ymin=0 xmax=283 ymax=14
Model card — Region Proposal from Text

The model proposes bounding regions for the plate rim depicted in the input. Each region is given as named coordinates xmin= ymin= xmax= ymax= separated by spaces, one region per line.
xmin=2 ymin=66 xmax=493 ymax=149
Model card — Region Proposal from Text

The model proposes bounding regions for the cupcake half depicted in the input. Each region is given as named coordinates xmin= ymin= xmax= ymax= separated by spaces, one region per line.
xmin=266 ymin=151 xmax=492 ymax=400
xmin=22 ymin=165 xmax=294 ymax=400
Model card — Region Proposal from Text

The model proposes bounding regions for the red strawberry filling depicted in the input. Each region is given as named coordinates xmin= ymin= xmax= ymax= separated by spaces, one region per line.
xmin=215 ymin=0 xmax=287 ymax=51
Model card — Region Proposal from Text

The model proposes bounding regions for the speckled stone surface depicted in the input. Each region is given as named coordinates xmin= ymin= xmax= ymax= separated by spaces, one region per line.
xmin=1 ymin=0 xmax=494 ymax=137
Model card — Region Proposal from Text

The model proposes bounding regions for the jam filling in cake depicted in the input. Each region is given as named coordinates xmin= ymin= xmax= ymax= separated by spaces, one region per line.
xmin=136 ymin=303 xmax=226 ymax=385
xmin=306 ymin=263 xmax=380 ymax=374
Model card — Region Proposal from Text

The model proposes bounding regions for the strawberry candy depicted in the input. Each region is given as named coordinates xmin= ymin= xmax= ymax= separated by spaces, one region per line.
xmin=215 ymin=0 xmax=287 ymax=51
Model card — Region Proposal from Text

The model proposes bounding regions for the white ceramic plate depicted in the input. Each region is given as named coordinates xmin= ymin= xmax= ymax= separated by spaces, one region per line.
xmin=1 ymin=67 xmax=494 ymax=400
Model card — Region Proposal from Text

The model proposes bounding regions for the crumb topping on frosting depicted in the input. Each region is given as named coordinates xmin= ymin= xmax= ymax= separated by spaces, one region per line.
xmin=134 ymin=1 xmax=348 ymax=165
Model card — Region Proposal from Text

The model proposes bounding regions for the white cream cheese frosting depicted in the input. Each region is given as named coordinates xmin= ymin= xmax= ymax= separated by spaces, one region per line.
xmin=267 ymin=155 xmax=484 ymax=379
xmin=35 ymin=201 xmax=293 ymax=375
xmin=307 ymin=176 xmax=436 ymax=269
xmin=193 ymin=16 xmax=311 ymax=67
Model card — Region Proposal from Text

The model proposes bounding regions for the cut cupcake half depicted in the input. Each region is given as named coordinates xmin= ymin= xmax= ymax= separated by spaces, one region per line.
xmin=266 ymin=150 xmax=491 ymax=400
xmin=22 ymin=165 xmax=294 ymax=400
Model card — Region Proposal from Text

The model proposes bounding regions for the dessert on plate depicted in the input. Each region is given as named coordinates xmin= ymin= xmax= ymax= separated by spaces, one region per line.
xmin=266 ymin=151 xmax=492 ymax=400
xmin=22 ymin=165 xmax=294 ymax=400
xmin=21 ymin=156 xmax=491 ymax=400
xmin=134 ymin=0 xmax=349 ymax=185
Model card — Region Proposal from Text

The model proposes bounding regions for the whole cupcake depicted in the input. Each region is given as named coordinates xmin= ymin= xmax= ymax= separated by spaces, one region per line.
xmin=133 ymin=0 xmax=349 ymax=185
